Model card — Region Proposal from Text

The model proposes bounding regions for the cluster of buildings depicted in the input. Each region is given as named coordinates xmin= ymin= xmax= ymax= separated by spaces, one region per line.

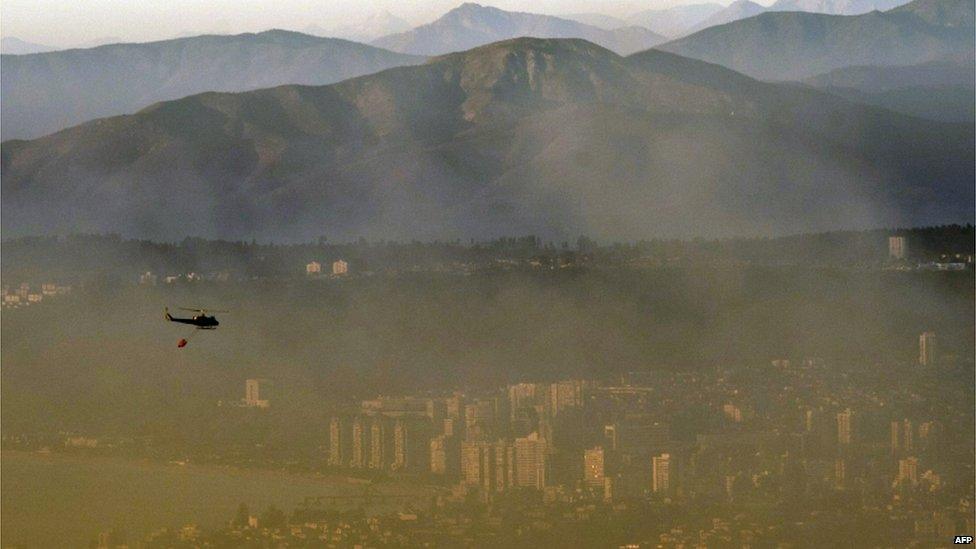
xmin=888 ymin=236 xmax=908 ymax=260
xmin=888 ymin=235 xmax=971 ymax=270
xmin=114 ymin=342 xmax=971 ymax=548
xmin=1 ymin=282 xmax=71 ymax=308
xmin=119 ymin=235 xmax=973 ymax=287
xmin=306 ymin=259 xmax=349 ymax=277
xmin=138 ymin=271 xmax=232 ymax=285
xmin=327 ymin=380 xmax=589 ymax=493
xmin=216 ymin=379 xmax=271 ymax=409
xmin=322 ymin=335 xmax=964 ymax=523
xmin=73 ymin=325 xmax=970 ymax=548
xmin=243 ymin=378 xmax=270 ymax=408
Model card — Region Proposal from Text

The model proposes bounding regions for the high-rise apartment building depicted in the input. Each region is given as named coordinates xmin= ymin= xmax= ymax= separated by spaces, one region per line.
xmin=431 ymin=435 xmax=449 ymax=475
xmin=350 ymin=416 xmax=367 ymax=469
xmin=584 ymin=447 xmax=605 ymax=489
xmin=603 ymin=424 xmax=618 ymax=451
xmin=837 ymin=408 xmax=853 ymax=446
xmin=493 ymin=440 xmax=516 ymax=492
xmin=546 ymin=380 xmax=584 ymax=417
xmin=328 ymin=416 xmax=343 ymax=467
xmin=508 ymin=383 xmax=538 ymax=418
xmin=461 ymin=440 xmax=492 ymax=490
xmin=919 ymin=332 xmax=936 ymax=366
xmin=514 ymin=432 xmax=547 ymax=489
xmin=244 ymin=379 xmax=269 ymax=408
xmin=464 ymin=400 xmax=494 ymax=442
xmin=369 ymin=418 xmax=386 ymax=470
xmin=652 ymin=453 xmax=671 ymax=494
xmin=393 ymin=419 xmax=407 ymax=470
xmin=898 ymin=457 xmax=919 ymax=486
xmin=891 ymin=419 xmax=914 ymax=456
xmin=888 ymin=236 xmax=907 ymax=259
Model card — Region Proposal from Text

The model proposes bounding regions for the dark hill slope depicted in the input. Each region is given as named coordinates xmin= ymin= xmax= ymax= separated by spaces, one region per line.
xmin=802 ymin=56 xmax=975 ymax=121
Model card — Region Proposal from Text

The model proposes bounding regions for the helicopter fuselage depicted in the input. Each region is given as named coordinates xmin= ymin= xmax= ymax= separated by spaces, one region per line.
xmin=165 ymin=311 xmax=219 ymax=329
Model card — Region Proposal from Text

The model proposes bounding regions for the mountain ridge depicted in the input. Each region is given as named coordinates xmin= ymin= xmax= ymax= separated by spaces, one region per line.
xmin=625 ymin=4 xmax=725 ymax=38
xmin=371 ymin=3 xmax=666 ymax=56
xmin=769 ymin=0 xmax=911 ymax=15
xmin=684 ymin=0 xmax=768 ymax=35
xmin=0 ymin=30 xmax=424 ymax=140
xmin=657 ymin=0 xmax=974 ymax=80
xmin=801 ymin=56 xmax=975 ymax=121
xmin=0 ymin=36 xmax=56 ymax=55
xmin=3 ymin=37 xmax=972 ymax=241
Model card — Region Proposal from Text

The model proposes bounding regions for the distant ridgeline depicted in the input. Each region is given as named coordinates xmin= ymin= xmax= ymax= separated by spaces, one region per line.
xmin=4 ymin=32 xmax=973 ymax=242
xmin=1 ymin=225 xmax=972 ymax=285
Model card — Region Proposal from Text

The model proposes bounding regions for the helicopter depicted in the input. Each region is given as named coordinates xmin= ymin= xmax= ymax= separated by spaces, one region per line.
xmin=165 ymin=307 xmax=226 ymax=347
xmin=164 ymin=307 xmax=225 ymax=329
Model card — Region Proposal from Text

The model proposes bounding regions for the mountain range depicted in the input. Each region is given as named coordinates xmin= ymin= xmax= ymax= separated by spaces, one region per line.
xmin=0 ymin=30 xmax=423 ymax=140
xmin=2 ymin=35 xmax=145 ymax=54
xmin=558 ymin=13 xmax=631 ymax=30
xmin=3 ymin=37 xmax=971 ymax=242
xmin=304 ymin=11 xmax=412 ymax=43
xmin=770 ymin=0 xmax=913 ymax=14
xmin=684 ymin=0 xmax=768 ymax=35
xmin=802 ymin=55 xmax=975 ymax=122
xmin=1 ymin=37 xmax=56 ymax=55
xmin=658 ymin=0 xmax=974 ymax=80
xmin=564 ymin=0 xmax=912 ymax=38
xmin=677 ymin=0 xmax=912 ymax=38
xmin=371 ymin=3 xmax=666 ymax=56
xmin=624 ymin=3 xmax=725 ymax=37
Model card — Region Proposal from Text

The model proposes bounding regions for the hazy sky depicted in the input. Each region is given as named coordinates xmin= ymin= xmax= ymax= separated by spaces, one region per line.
xmin=1 ymin=0 xmax=746 ymax=48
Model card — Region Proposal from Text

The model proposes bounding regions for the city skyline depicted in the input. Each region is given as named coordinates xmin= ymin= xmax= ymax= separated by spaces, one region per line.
xmin=1 ymin=0 xmax=971 ymax=544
